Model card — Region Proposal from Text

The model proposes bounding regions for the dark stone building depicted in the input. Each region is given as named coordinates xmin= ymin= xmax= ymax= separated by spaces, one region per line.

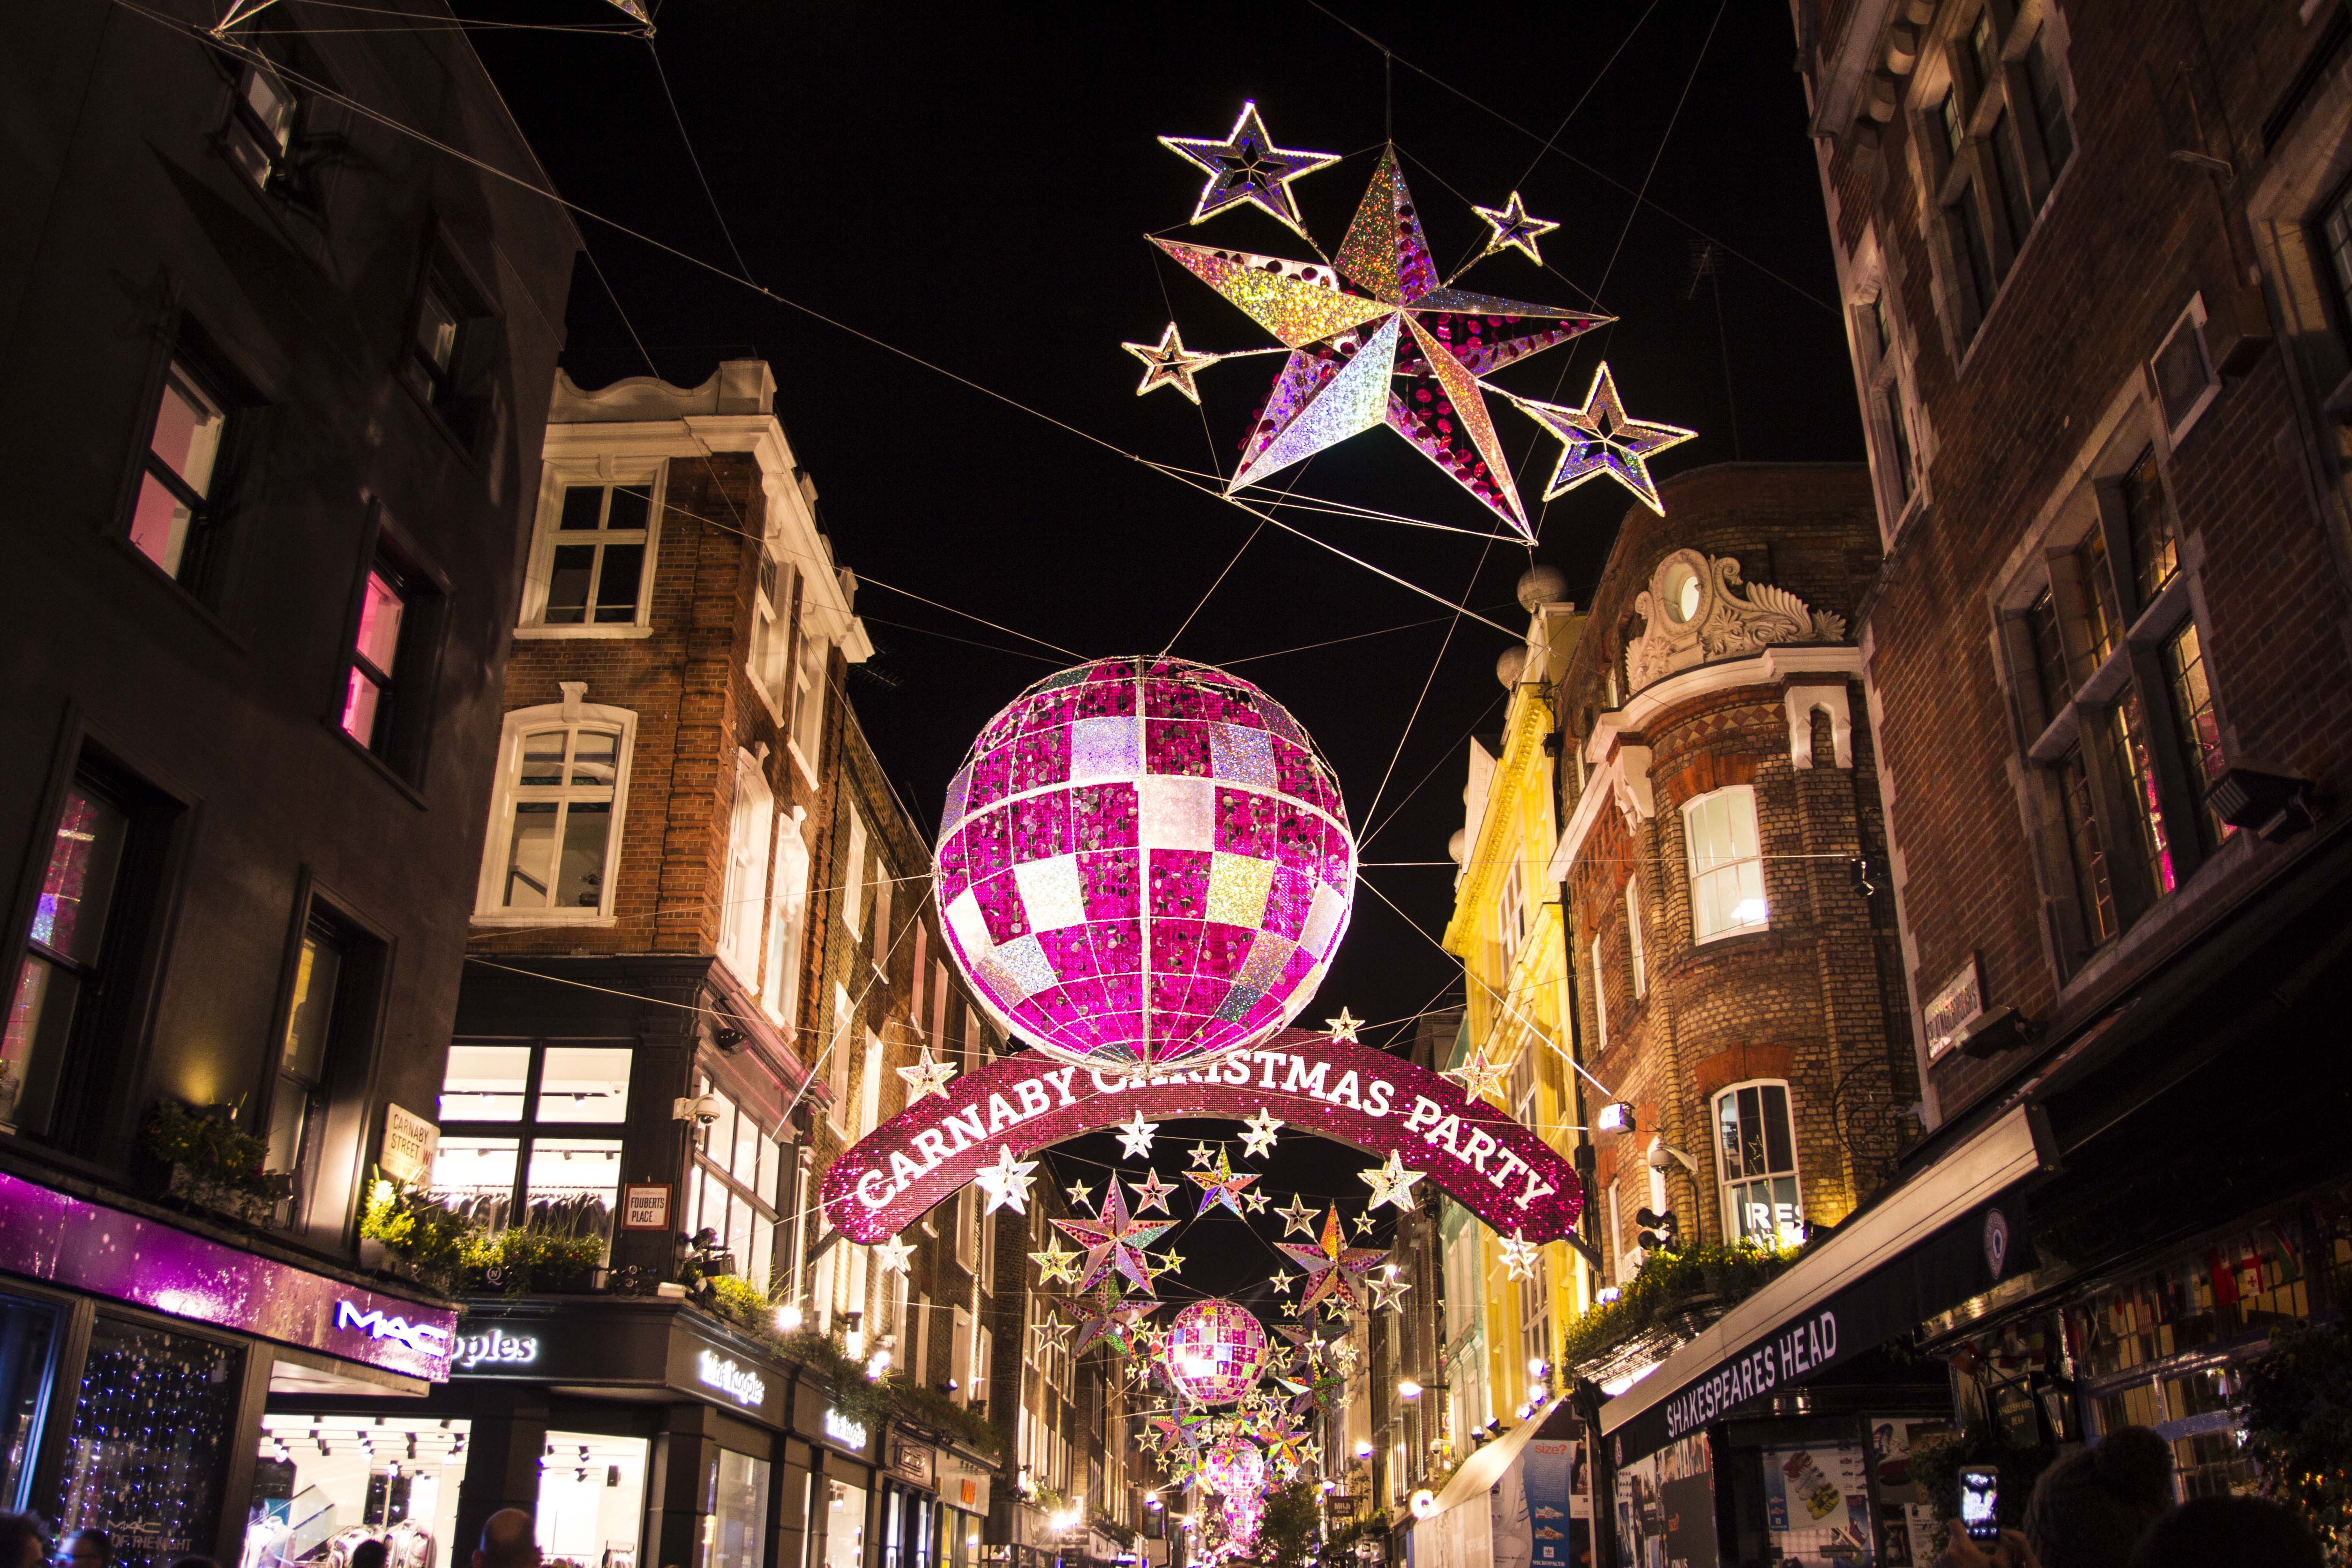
xmin=0 ymin=0 xmax=574 ymax=1560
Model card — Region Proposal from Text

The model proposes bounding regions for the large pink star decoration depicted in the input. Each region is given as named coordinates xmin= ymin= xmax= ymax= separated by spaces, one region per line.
xmin=1186 ymin=1147 xmax=1261 ymax=1219
xmin=1276 ymin=1205 xmax=1388 ymax=1313
xmin=1506 ymin=362 xmax=1698 ymax=517
xmin=1150 ymin=146 xmax=1621 ymax=541
xmin=1054 ymin=1179 xmax=1178 ymax=1296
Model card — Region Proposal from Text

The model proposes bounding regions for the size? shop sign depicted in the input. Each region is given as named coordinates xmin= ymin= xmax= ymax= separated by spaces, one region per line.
xmin=820 ymin=1031 xmax=1582 ymax=1243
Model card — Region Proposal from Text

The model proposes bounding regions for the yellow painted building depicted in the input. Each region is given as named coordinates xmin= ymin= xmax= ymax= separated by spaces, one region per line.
xmin=1439 ymin=578 xmax=1591 ymax=1433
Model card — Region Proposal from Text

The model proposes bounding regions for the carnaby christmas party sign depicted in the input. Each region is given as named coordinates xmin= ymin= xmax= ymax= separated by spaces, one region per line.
xmin=820 ymin=1027 xmax=1581 ymax=1243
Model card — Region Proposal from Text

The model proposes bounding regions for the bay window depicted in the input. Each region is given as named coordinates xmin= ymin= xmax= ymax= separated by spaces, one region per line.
xmin=1715 ymin=1080 xmax=1803 ymax=1248
xmin=1684 ymin=786 xmax=1767 ymax=941
xmin=684 ymin=1074 xmax=785 ymax=1291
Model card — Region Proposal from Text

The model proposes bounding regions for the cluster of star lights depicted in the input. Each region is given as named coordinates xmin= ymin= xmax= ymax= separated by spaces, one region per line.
xmin=1123 ymin=101 xmax=1697 ymax=529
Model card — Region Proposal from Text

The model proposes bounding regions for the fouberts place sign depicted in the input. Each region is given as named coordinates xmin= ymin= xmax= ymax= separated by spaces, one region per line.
xmin=820 ymin=1031 xmax=1581 ymax=1243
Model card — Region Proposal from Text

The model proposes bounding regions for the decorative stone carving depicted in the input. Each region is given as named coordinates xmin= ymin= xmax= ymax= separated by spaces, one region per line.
xmin=1611 ymin=745 xmax=1654 ymax=830
xmin=1625 ymin=548 xmax=1849 ymax=694
xmin=1786 ymin=683 xmax=1854 ymax=770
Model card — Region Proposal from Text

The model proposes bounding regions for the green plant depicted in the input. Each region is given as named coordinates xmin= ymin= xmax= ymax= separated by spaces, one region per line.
xmin=2240 ymin=1319 xmax=2352 ymax=1562
xmin=460 ymin=1226 xmax=605 ymax=1298
xmin=361 ymin=1177 xmax=479 ymax=1296
xmin=143 ymin=1100 xmax=274 ymax=1194
xmin=1257 ymin=1480 xmax=1319 ymax=1568
xmin=1558 ymin=1239 xmax=1798 ymax=1369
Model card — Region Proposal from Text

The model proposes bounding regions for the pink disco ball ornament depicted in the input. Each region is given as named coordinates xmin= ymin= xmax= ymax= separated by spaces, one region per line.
xmin=1165 ymin=1299 xmax=1269 ymax=1405
xmin=1203 ymin=1438 xmax=1268 ymax=1498
xmin=936 ymin=657 xmax=1355 ymax=1072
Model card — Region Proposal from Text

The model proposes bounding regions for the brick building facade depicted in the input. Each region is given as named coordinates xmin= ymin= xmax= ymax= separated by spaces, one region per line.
xmin=1551 ymin=465 xmax=1916 ymax=1296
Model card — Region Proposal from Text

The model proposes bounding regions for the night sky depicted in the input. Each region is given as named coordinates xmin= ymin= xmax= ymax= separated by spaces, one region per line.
xmin=468 ymin=0 xmax=1861 ymax=1298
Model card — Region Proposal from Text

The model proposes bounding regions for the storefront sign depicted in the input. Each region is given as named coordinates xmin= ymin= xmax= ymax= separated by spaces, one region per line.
xmin=454 ymin=1327 xmax=539 ymax=1369
xmin=940 ymin=1453 xmax=993 ymax=1514
xmin=1607 ymin=1188 xmax=2037 ymax=1464
xmin=335 ymin=1300 xmax=453 ymax=1358
xmin=891 ymin=1438 xmax=936 ymax=1488
xmin=825 ymin=1406 xmax=871 ymax=1449
xmin=622 ymin=1183 xmax=673 ymax=1230
xmin=697 ymin=1350 xmax=766 ymax=1407
xmin=380 ymin=1103 xmax=441 ymax=1184
xmin=0 ymin=1170 xmax=457 ymax=1380
xmin=1924 ymin=957 xmax=1984 ymax=1060
xmin=822 ymin=1032 xmax=1581 ymax=1243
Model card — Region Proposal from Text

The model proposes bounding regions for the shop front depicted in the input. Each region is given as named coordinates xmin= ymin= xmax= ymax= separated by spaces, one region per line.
xmin=0 ymin=1169 xmax=456 ymax=1568
xmin=793 ymin=1378 xmax=880 ymax=1568
xmin=259 ymin=1297 xmax=812 ymax=1568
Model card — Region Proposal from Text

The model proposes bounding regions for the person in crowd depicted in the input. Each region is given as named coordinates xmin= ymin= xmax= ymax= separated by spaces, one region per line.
xmin=0 ymin=1515 xmax=46 ymax=1568
xmin=473 ymin=1511 xmax=540 ymax=1568
xmin=167 ymin=1556 xmax=220 ymax=1568
xmin=348 ymin=1541 xmax=388 ymax=1568
xmin=2021 ymin=1427 xmax=2173 ymax=1568
xmin=2126 ymin=1496 xmax=2325 ymax=1568
xmin=55 ymin=1534 xmax=108 ymax=1568
xmin=1935 ymin=1519 xmax=2041 ymax=1568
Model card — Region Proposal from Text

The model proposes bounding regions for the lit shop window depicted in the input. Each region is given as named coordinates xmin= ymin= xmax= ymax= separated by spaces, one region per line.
xmin=246 ymin=1414 xmax=472 ymax=1568
xmin=535 ymin=1431 xmax=650 ymax=1568
xmin=431 ymin=1043 xmax=629 ymax=1261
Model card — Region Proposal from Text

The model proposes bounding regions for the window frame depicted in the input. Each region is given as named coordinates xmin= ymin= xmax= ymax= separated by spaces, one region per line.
xmin=225 ymin=54 xmax=300 ymax=193
xmin=122 ymin=348 xmax=240 ymax=598
xmin=398 ymin=237 xmax=503 ymax=456
xmin=0 ymin=750 xmax=183 ymax=1152
xmin=763 ymin=810 xmax=811 ymax=1028
xmin=431 ymin=1039 xmax=634 ymax=1267
xmin=1998 ymin=427 xmax=2231 ymax=974
xmin=719 ymin=749 xmax=776 ymax=991
xmin=1712 ymin=1078 xmax=1805 ymax=1248
xmin=1683 ymin=784 xmax=1769 ymax=944
xmin=1625 ymin=876 xmax=1647 ymax=1001
xmin=471 ymin=699 xmax=639 ymax=926
xmin=682 ymin=1070 xmax=785 ymax=1291
xmin=1910 ymin=2 xmax=2079 ymax=360
xmin=517 ymin=460 xmax=667 ymax=636
xmin=255 ymin=893 xmax=385 ymax=1242
xmin=748 ymin=548 xmax=798 ymax=720
xmin=1854 ymin=273 xmax=1925 ymax=533
xmin=1588 ymin=931 xmax=1609 ymax=1050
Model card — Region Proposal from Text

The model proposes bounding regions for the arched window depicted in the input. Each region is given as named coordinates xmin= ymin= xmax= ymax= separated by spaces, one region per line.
xmin=1684 ymin=785 xmax=1767 ymax=941
xmin=474 ymin=698 xmax=637 ymax=923
xmin=1715 ymin=1079 xmax=1803 ymax=1247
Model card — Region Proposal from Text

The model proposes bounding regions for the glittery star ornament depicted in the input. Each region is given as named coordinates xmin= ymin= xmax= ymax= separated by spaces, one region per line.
xmin=1358 ymin=1150 xmax=1426 ymax=1212
xmin=1054 ymin=1179 xmax=1177 ymax=1295
xmin=1243 ymin=1190 xmax=1269 ymax=1215
xmin=1030 ymin=1235 xmax=1083 ymax=1286
xmin=1277 ymin=1206 xmax=1387 ymax=1313
xmin=974 ymin=1144 xmax=1040 ymax=1214
xmin=1351 ymin=1211 xmax=1378 ymax=1238
xmin=1033 ymin=1317 xmax=1073 ymax=1354
xmin=1498 ymin=1230 xmax=1542 ymax=1281
xmin=1066 ymin=1179 xmax=1096 ymax=1210
xmin=1368 ymin=1269 xmax=1411 ymax=1311
xmin=1153 ymin=1247 xmax=1187 ymax=1279
xmin=1239 ymin=1107 xmax=1284 ymax=1159
xmin=1507 ymin=362 xmax=1698 ymax=516
xmin=874 ymin=1233 xmax=916 ymax=1275
xmin=1129 ymin=1169 xmax=1178 ymax=1215
xmin=1323 ymin=1008 xmax=1363 ymax=1045
xmin=1123 ymin=322 xmax=1223 ymax=404
xmin=1189 ymin=1143 xmax=1218 ymax=1170
xmin=1187 ymin=1148 xmax=1261 ymax=1219
xmin=1269 ymin=1271 xmax=1295 ymax=1296
xmin=896 ymin=1048 xmax=957 ymax=1102
xmin=1066 ymin=1281 xmax=1157 ymax=1358
xmin=1469 ymin=191 xmax=1561 ymax=266
xmin=1442 ymin=1045 xmax=1511 ymax=1103
xmin=1159 ymin=101 xmax=1339 ymax=238
xmin=1116 ymin=1111 xmax=1161 ymax=1160
xmin=1154 ymin=148 xmax=1609 ymax=540
xmin=1274 ymin=1194 xmax=1318 ymax=1238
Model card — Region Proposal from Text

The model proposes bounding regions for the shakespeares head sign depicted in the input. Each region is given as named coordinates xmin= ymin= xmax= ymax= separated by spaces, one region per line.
xmin=821 ymin=1030 xmax=1581 ymax=1242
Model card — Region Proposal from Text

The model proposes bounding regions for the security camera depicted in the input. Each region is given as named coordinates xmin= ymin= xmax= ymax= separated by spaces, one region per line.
xmin=671 ymin=1094 xmax=723 ymax=1125
xmin=1646 ymin=1138 xmax=1698 ymax=1175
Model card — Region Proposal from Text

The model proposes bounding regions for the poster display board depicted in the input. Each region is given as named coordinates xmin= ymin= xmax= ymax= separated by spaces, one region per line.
xmin=1615 ymin=1432 xmax=1715 ymax=1568
xmin=1867 ymin=1418 xmax=1954 ymax=1567
xmin=1522 ymin=1439 xmax=1592 ymax=1568
xmin=1760 ymin=1441 xmax=1875 ymax=1566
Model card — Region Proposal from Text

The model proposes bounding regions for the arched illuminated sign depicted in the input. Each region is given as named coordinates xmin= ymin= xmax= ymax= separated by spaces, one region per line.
xmin=820 ymin=1032 xmax=1580 ymax=1243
